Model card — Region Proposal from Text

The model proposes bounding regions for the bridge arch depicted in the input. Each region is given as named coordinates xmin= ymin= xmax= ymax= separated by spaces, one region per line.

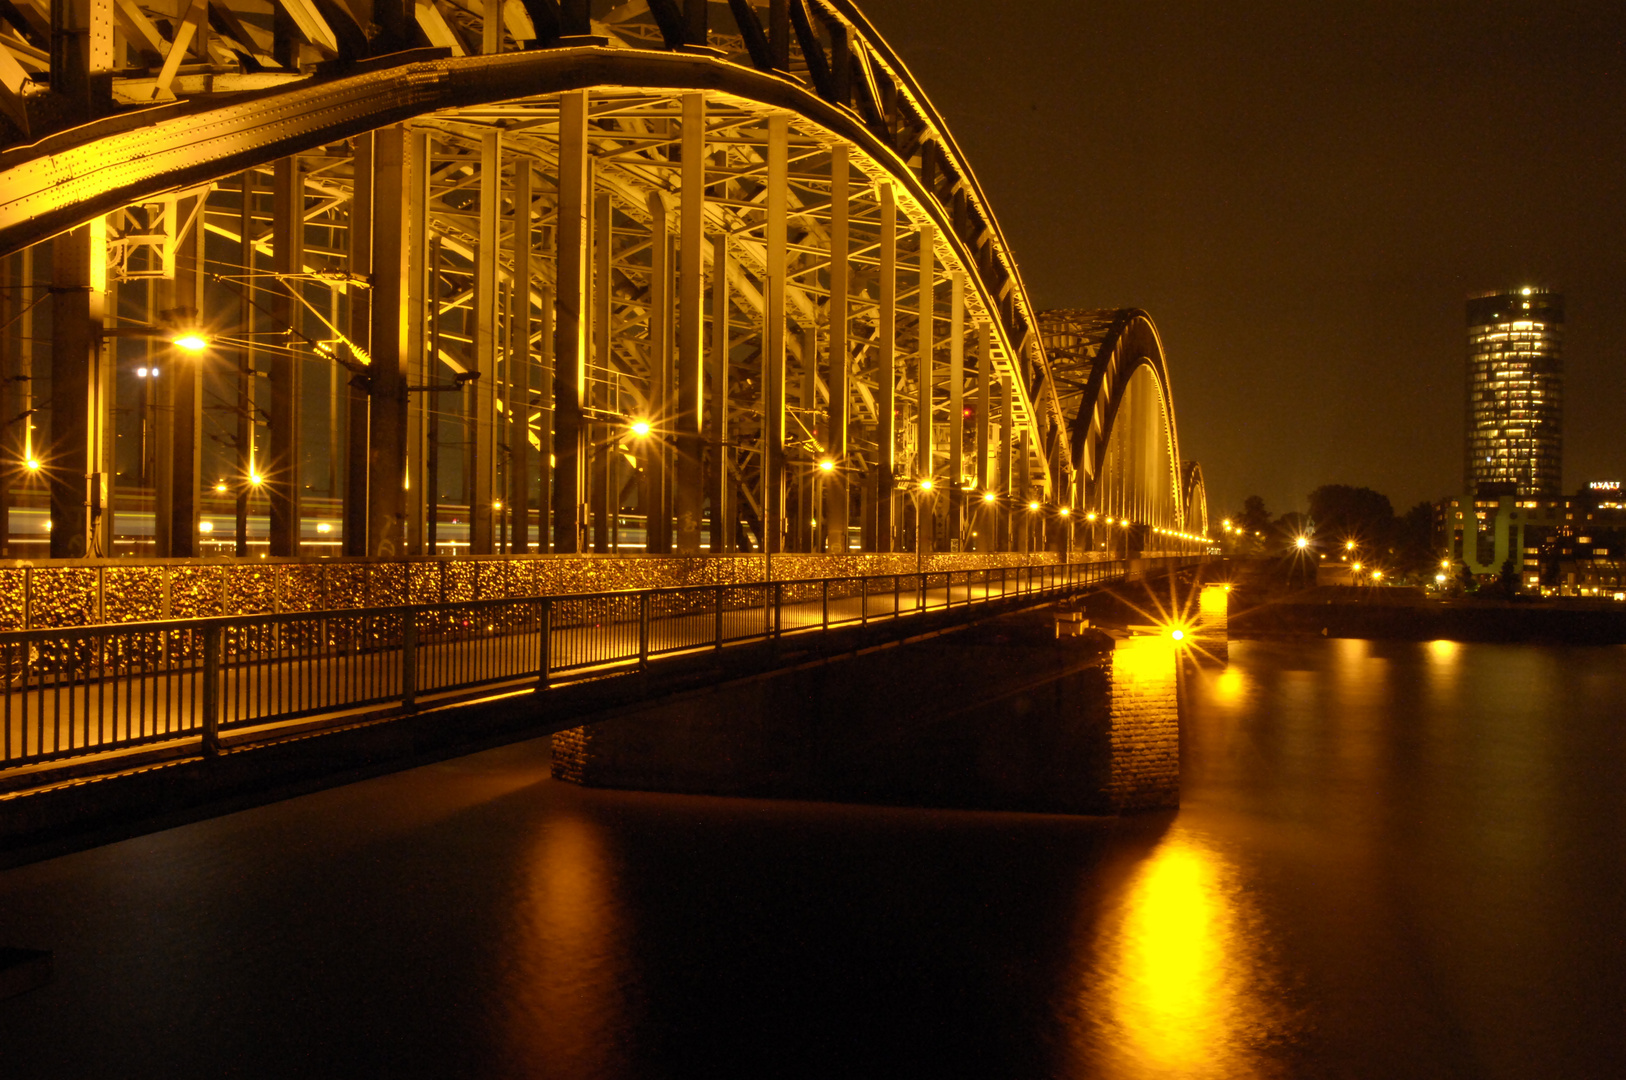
xmin=0 ymin=1 xmax=1202 ymax=561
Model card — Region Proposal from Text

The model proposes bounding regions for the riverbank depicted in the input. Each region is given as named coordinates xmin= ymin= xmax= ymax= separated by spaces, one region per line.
xmin=1231 ymin=585 xmax=1626 ymax=643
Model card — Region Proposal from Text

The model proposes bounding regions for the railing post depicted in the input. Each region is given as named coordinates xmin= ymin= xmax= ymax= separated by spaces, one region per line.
xmin=401 ymin=607 xmax=418 ymax=711
xmin=821 ymin=578 xmax=830 ymax=632
xmin=638 ymin=592 xmax=651 ymax=669
xmin=201 ymin=623 xmax=221 ymax=757
xmin=538 ymin=598 xmax=553 ymax=688
xmin=715 ymin=585 xmax=725 ymax=649
xmin=861 ymin=577 xmax=868 ymax=624
xmin=773 ymin=582 xmax=784 ymax=638
xmin=893 ymin=574 xmax=900 ymax=619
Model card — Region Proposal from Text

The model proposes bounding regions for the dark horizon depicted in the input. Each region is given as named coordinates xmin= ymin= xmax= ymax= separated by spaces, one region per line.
xmin=860 ymin=0 xmax=1626 ymax=520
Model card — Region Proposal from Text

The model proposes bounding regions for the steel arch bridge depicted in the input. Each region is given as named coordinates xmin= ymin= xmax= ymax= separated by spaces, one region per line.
xmin=0 ymin=0 xmax=1207 ymax=562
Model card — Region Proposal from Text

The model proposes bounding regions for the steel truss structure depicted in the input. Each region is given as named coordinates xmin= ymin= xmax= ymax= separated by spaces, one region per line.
xmin=0 ymin=0 xmax=1207 ymax=562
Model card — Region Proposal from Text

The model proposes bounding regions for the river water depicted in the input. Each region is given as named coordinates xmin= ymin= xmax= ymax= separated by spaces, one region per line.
xmin=0 ymin=637 xmax=1622 ymax=1078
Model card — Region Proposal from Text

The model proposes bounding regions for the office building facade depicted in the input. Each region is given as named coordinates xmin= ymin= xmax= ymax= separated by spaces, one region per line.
xmin=1465 ymin=289 xmax=1564 ymax=497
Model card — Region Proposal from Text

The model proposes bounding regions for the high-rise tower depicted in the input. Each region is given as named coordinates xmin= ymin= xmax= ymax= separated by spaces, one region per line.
xmin=1465 ymin=288 xmax=1564 ymax=497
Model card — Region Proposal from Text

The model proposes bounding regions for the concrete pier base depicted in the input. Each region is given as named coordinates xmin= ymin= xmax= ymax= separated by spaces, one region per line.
xmin=553 ymin=607 xmax=1185 ymax=814
xmin=1192 ymin=582 xmax=1231 ymax=663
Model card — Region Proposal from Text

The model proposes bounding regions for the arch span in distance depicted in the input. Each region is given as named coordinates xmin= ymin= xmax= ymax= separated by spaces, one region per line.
xmin=0 ymin=0 xmax=1208 ymax=561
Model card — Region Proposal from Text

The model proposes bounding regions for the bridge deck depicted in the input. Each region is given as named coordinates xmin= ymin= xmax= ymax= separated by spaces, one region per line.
xmin=0 ymin=562 xmax=1163 ymax=785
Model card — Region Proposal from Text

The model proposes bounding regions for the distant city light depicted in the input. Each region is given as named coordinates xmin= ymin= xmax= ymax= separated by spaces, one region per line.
xmin=1295 ymin=536 xmax=1309 ymax=549
xmin=199 ymin=521 xmax=214 ymax=533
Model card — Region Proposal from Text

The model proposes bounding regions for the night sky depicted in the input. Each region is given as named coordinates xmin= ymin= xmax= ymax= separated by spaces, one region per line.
xmin=859 ymin=0 xmax=1626 ymax=519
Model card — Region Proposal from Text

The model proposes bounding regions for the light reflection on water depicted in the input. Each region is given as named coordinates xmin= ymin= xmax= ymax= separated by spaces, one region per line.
xmin=1076 ymin=823 xmax=1293 ymax=1080
xmin=497 ymin=814 xmax=634 ymax=1078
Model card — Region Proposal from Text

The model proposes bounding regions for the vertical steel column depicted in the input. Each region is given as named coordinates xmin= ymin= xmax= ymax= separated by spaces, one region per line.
xmin=50 ymin=0 xmax=112 ymax=123
xmin=644 ymin=192 xmax=671 ymax=554
xmin=405 ymin=128 xmax=431 ymax=555
xmin=508 ymin=159 xmax=532 ymax=554
xmin=997 ymin=372 xmax=1012 ymax=551
xmin=552 ymin=90 xmax=590 ymax=553
xmin=674 ymin=93 xmax=706 ymax=553
xmin=367 ymin=125 xmax=415 ymax=557
xmin=948 ymin=270 xmax=964 ymax=551
xmin=1017 ymin=428 xmax=1032 ymax=552
xmin=238 ymin=172 xmax=257 ymax=555
xmin=974 ymin=320 xmax=990 ymax=551
xmin=590 ymin=188 xmax=612 ymax=553
xmin=916 ymin=222 xmax=933 ymax=557
xmin=470 ymin=130 xmax=501 ymax=554
xmin=707 ymin=232 xmax=732 ymax=553
xmin=268 ymin=156 xmax=303 ymax=555
xmin=344 ymin=137 xmax=372 ymax=556
xmin=539 ymin=278 xmax=556 ymax=551
xmin=875 ymin=182 xmax=896 ymax=553
xmin=48 ymin=222 xmax=104 ymax=558
xmin=798 ymin=324 xmax=818 ymax=551
xmin=763 ymin=115 xmax=788 ymax=555
xmin=162 ymin=193 xmax=204 ymax=556
xmin=825 ymin=145 xmax=849 ymax=552
xmin=0 ymin=257 xmax=11 ymax=555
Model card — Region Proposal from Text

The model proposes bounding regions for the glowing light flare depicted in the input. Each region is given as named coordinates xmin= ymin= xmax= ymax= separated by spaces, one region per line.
xmin=1093 ymin=826 xmax=1272 ymax=1077
xmin=171 ymin=333 xmax=209 ymax=353
xmin=919 ymin=479 xmax=934 ymax=492
xmin=629 ymin=420 xmax=652 ymax=438
xmin=1294 ymin=536 xmax=1309 ymax=550
xmin=198 ymin=520 xmax=214 ymax=533
xmin=1028 ymin=500 xmax=1040 ymax=511
xmin=818 ymin=459 xmax=836 ymax=473
xmin=982 ymin=492 xmax=997 ymax=504
xmin=24 ymin=458 xmax=40 ymax=472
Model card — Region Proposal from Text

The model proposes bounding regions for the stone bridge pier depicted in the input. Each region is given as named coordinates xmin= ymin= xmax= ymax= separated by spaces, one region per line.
xmin=552 ymin=598 xmax=1201 ymax=816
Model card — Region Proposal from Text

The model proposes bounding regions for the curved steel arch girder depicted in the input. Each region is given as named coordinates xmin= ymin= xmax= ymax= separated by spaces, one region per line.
xmin=0 ymin=44 xmax=1056 ymax=488
xmin=1181 ymin=460 xmax=1208 ymax=536
xmin=1066 ymin=309 xmax=1185 ymax=529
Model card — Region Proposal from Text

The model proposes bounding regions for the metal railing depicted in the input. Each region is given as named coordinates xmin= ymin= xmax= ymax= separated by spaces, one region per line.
xmin=0 ymin=557 xmax=1191 ymax=774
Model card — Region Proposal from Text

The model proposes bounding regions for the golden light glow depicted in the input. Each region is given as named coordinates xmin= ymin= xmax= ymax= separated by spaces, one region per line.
xmin=1353 ymin=562 xmax=1362 ymax=572
xmin=1086 ymin=512 xmax=1097 ymax=522
xmin=818 ymin=458 xmax=836 ymax=473
xmin=629 ymin=420 xmax=652 ymax=437
xmin=24 ymin=458 xmax=39 ymax=472
xmin=1169 ymin=627 xmax=1185 ymax=642
xmin=198 ymin=520 xmax=213 ymax=533
xmin=171 ymin=332 xmax=209 ymax=353
xmin=1089 ymin=826 xmax=1273 ymax=1077
xmin=983 ymin=492 xmax=997 ymax=504
xmin=1294 ymin=536 xmax=1309 ymax=550
xmin=317 ymin=522 xmax=333 ymax=534
xmin=1221 ymin=518 xmax=1231 ymax=528
xmin=213 ymin=481 xmax=227 ymax=493
xmin=1059 ymin=507 xmax=1071 ymax=517
xmin=1028 ymin=500 xmax=1041 ymax=511
xmin=1345 ymin=540 xmax=1356 ymax=550
xmin=1370 ymin=569 xmax=1382 ymax=581
xmin=920 ymin=478 xmax=934 ymax=492
xmin=249 ymin=471 xmax=263 ymax=486
xmin=494 ymin=500 xmax=503 ymax=510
